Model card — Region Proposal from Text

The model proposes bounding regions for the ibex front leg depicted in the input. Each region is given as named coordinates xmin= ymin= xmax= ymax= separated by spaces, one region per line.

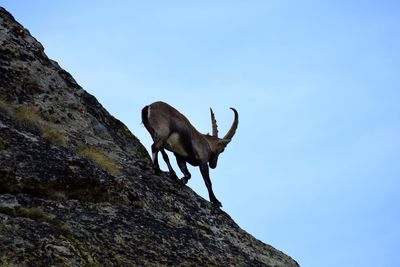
xmin=176 ymin=156 xmax=191 ymax=185
xmin=199 ymin=163 xmax=222 ymax=208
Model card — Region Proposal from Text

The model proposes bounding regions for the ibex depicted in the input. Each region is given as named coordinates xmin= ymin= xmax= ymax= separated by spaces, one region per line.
xmin=141 ymin=101 xmax=238 ymax=207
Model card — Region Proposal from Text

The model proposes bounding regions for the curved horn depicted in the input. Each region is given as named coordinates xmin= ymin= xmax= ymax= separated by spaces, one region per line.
xmin=223 ymin=107 xmax=239 ymax=141
xmin=210 ymin=108 xmax=219 ymax=137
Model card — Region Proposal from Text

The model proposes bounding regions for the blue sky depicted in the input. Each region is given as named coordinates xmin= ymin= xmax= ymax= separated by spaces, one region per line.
xmin=3 ymin=1 xmax=400 ymax=266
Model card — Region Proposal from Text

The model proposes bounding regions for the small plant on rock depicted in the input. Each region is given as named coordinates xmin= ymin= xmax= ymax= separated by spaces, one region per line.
xmin=77 ymin=147 xmax=120 ymax=176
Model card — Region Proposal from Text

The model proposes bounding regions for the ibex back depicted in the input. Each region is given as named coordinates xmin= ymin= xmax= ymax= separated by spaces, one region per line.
xmin=141 ymin=101 xmax=238 ymax=207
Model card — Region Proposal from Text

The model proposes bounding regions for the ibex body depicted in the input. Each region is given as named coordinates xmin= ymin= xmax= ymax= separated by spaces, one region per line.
xmin=141 ymin=101 xmax=238 ymax=207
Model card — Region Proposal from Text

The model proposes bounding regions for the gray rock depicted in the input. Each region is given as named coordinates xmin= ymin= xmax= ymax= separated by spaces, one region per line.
xmin=0 ymin=7 xmax=299 ymax=267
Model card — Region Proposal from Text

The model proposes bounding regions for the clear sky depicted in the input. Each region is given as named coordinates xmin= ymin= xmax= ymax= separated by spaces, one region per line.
xmin=2 ymin=1 xmax=400 ymax=266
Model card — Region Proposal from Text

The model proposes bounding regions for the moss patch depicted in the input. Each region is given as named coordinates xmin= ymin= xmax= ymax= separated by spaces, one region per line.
xmin=40 ymin=125 xmax=67 ymax=145
xmin=77 ymin=147 xmax=120 ymax=176
xmin=14 ymin=105 xmax=67 ymax=144
xmin=0 ymin=98 xmax=67 ymax=146
xmin=15 ymin=105 xmax=41 ymax=124
xmin=0 ymin=206 xmax=71 ymax=236
xmin=0 ymin=137 xmax=6 ymax=150
xmin=0 ymin=257 xmax=15 ymax=267
xmin=0 ymin=98 xmax=13 ymax=115
xmin=22 ymin=79 xmax=42 ymax=92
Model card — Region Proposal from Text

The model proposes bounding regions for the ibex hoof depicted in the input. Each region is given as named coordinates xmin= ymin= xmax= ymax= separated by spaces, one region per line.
xmin=179 ymin=177 xmax=188 ymax=185
xmin=212 ymin=200 xmax=222 ymax=208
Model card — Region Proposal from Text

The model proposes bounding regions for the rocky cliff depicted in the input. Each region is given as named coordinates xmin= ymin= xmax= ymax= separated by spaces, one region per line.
xmin=0 ymin=7 xmax=299 ymax=267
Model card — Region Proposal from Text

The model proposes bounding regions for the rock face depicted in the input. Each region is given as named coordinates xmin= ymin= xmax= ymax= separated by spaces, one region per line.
xmin=0 ymin=7 xmax=299 ymax=267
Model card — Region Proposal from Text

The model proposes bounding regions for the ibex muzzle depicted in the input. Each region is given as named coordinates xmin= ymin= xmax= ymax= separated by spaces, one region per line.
xmin=141 ymin=101 xmax=238 ymax=207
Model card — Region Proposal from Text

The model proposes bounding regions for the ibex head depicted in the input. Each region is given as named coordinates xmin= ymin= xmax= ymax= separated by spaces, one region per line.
xmin=207 ymin=107 xmax=238 ymax=169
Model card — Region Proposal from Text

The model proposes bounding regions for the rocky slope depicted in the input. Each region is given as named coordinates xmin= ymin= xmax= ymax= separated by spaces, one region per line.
xmin=0 ymin=7 xmax=299 ymax=267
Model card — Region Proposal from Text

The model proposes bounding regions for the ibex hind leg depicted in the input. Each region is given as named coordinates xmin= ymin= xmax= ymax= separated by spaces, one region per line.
xmin=151 ymin=142 xmax=162 ymax=175
xmin=160 ymin=149 xmax=178 ymax=180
